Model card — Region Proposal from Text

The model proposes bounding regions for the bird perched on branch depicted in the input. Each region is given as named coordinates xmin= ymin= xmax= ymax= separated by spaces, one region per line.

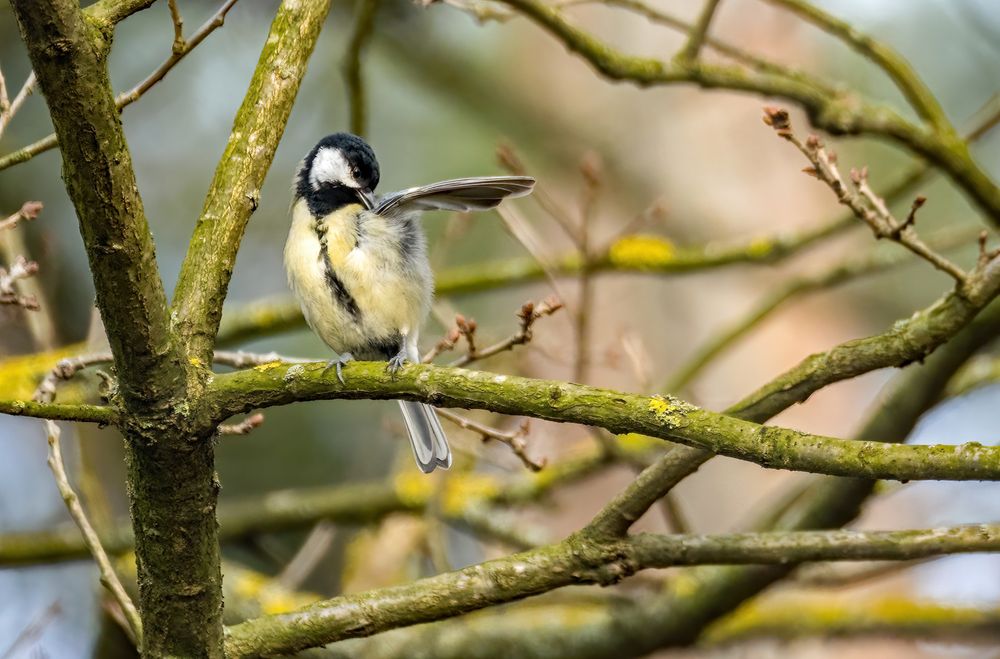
xmin=285 ymin=133 xmax=535 ymax=472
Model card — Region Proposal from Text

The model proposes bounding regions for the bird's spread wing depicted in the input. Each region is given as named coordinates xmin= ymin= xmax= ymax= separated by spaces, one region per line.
xmin=374 ymin=176 xmax=535 ymax=217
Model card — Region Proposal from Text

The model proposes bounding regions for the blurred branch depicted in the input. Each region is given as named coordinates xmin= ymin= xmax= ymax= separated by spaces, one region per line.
xmin=762 ymin=0 xmax=952 ymax=131
xmin=705 ymin=596 xmax=1000 ymax=645
xmin=0 ymin=255 xmax=40 ymax=310
xmin=765 ymin=108 xmax=969 ymax=283
xmin=946 ymin=354 xmax=1000 ymax=398
xmin=0 ymin=72 xmax=35 ymax=141
xmin=0 ymin=447 xmax=619 ymax=566
xmin=793 ymin=557 xmax=933 ymax=589
xmin=0 ymin=201 xmax=42 ymax=232
xmin=33 ymin=363 xmax=142 ymax=644
xmin=665 ymin=224 xmax=981 ymax=393
xmin=208 ymin=360 xmax=1000 ymax=482
xmin=490 ymin=0 xmax=1000 ymax=227
xmin=224 ymin=523 xmax=1000 ymax=655
xmin=675 ymin=0 xmax=722 ymax=62
xmin=0 ymin=0 xmax=241 ymax=172
xmin=170 ymin=0 xmax=332 ymax=365
xmin=343 ymin=0 xmax=379 ymax=137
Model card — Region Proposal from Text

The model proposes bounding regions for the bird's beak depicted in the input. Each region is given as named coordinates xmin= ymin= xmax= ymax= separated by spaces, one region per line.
xmin=356 ymin=188 xmax=375 ymax=211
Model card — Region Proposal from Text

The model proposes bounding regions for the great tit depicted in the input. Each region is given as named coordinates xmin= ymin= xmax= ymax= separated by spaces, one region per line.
xmin=284 ymin=133 xmax=535 ymax=473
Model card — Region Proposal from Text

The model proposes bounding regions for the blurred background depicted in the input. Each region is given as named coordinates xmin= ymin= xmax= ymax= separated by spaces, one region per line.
xmin=1 ymin=0 xmax=999 ymax=656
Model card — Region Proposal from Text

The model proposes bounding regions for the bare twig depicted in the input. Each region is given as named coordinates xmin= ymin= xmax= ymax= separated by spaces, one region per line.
xmin=676 ymin=0 xmax=723 ymax=62
xmin=0 ymin=72 xmax=36 ymax=141
xmin=574 ymin=153 xmax=601 ymax=382
xmin=0 ymin=1 xmax=239 ymax=171
xmin=167 ymin=0 xmax=186 ymax=54
xmin=497 ymin=143 xmax=581 ymax=242
xmin=343 ymin=0 xmax=379 ymax=137
xmin=218 ymin=413 xmax=265 ymax=435
xmin=0 ymin=601 xmax=61 ymax=659
xmin=0 ymin=255 xmax=40 ymax=310
xmin=32 ymin=360 xmax=141 ymax=643
xmin=0 ymin=201 xmax=42 ymax=232
xmin=277 ymin=521 xmax=337 ymax=590
xmin=438 ymin=410 xmax=545 ymax=471
xmin=0 ymin=67 xmax=9 ymax=119
xmin=448 ymin=296 xmax=563 ymax=367
xmin=764 ymin=107 xmax=969 ymax=285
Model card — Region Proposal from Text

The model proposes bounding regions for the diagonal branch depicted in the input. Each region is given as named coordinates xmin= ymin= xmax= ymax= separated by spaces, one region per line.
xmin=170 ymin=0 xmax=333 ymax=364
xmin=762 ymin=0 xmax=952 ymax=131
xmin=223 ymin=523 xmax=1000 ymax=656
xmin=491 ymin=0 xmax=1000 ymax=227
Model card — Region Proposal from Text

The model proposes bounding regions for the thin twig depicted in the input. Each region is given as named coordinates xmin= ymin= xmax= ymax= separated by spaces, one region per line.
xmin=343 ymin=0 xmax=379 ymax=137
xmin=764 ymin=107 xmax=969 ymax=284
xmin=0 ymin=1 xmax=239 ymax=172
xmin=0 ymin=66 xmax=9 ymax=119
xmin=438 ymin=410 xmax=545 ymax=471
xmin=277 ymin=521 xmax=337 ymax=590
xmin=676 ymin=0 xmax=723 ymax=62
xmin=447 ymin=296 xmax=563 ymax=367
xmin=0 ymin=201 xmax=42 ymax=232
xmin=0 ymin=255 xmax=40 ymax=310
xmin=32 ymin=361 xmax=141 ymax=643
xmin=0 ymin=72 xmax=36 ymax=141
xmin=574 ymin=153 xmax=601 ymax=383
xmin=218 ymin=412 xmax=265 ymax=435
xmin=167 ymin=0 xmax=186 ymax=54
xmin=497 ymin=143 xmax=581 ymax=242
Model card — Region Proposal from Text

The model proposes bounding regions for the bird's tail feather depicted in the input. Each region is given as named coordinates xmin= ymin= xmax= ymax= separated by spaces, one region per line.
xmin=398 ymin=401 xmax=452 ymax=473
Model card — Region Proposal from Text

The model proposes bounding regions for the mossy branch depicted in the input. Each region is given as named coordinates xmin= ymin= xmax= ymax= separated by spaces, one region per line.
xmin=206 ymin=360 xmax=1000 ymax=482
xmin=224 ymin=523 xmax=1000 ymax=656
xmin=170 ymin=0 xmax=333 ymax=364
xmin=492 ymin=0 xmax=1000 ymax=225
xmin=10 ymin=0 xmax=183 ymax=409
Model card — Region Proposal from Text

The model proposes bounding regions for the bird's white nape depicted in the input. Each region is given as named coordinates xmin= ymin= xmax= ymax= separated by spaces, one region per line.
xmin=309 ymin=147 xmax=359 ymax=190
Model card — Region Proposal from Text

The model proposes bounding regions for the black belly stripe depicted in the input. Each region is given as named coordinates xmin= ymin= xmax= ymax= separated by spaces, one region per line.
xmin=313 ymin=220 xmax=361 ymax=320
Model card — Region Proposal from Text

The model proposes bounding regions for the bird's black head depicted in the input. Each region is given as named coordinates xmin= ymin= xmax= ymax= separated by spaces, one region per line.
xmin=297 ymin=133 xmax=380 ymax=215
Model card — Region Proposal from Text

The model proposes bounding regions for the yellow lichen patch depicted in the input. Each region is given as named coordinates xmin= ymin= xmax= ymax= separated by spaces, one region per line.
xmin=745 ymin=236 xmax=776 ymax=258
xmin=188 ymin=356 xmax=203 ymax=367
xmin=393 ymin=471 xmax=434 ymax=507
xmin=252 ymin=361 xmax=282 ymax=372
xmin=0 ymin=343 xmax=86 ymax=399
xmin=647 ymin=394 xmax=694 ymax=428
xmin=259 ymin=589 xmax=318 ymax=615
xmin=231 ymin=570 xmax=270 ymax=600
xmin=648 ymin=396 xmax=671 ymax=417
xmin=608 ymin=235 xmax=675 ymax=269
xmin=441 ymin=474 xmax=503 ymax=515
xmin=618 ymin=432 xmax=661 ymax=453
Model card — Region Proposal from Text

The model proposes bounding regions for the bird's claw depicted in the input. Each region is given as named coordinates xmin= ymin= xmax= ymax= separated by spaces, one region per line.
xmin=324 ymin=353 xmax=354 ymax=385
xmin=386 ymin=352 xmax=407 ymax=375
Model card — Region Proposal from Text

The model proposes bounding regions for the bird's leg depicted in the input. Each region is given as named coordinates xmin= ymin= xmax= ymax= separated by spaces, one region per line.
xmin=386 ymin=347 xmax=407 ymax=375
xmin=324 ymin=352 xmax=354 ymax=385
xmin=387 ymin=331 xmax=419 ymax=375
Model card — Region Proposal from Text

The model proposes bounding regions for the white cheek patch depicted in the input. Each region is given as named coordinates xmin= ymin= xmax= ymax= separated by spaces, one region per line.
xmin=310 ymin=147 xmax=359 ymax=190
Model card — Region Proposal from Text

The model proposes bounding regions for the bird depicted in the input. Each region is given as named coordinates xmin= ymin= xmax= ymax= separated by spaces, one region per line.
xmin=284 ymin=133 xmax=535 ymax=473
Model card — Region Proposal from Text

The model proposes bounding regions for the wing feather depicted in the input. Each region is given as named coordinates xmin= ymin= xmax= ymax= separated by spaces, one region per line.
xmin=374 ymin=176 xmax=535 ymax=217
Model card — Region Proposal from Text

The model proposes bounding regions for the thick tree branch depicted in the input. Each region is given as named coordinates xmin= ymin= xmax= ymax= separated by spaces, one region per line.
xmin=170 ymin=0 xmax=333 ymax=364
xmin=207 ymin=361 xmax=1000 ymax=482
xmin=10 ymin=0 xmax=183 ymax=409
xmin=223 ymin=523 xmax=1000 ymax=656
